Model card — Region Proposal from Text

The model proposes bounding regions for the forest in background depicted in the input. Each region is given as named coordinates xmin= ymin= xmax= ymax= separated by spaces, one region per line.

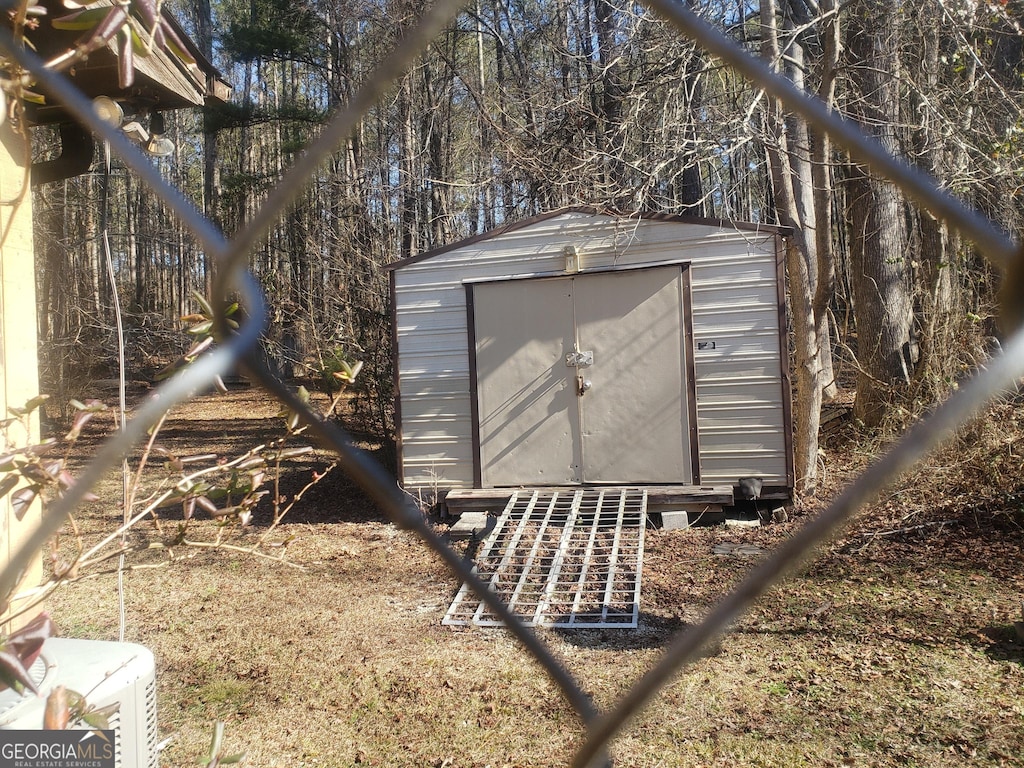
xmin=30 ymin=0 xmax=1024 ymax=492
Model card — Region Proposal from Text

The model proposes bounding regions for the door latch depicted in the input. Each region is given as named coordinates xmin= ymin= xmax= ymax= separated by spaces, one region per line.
xmin=577 ymin=376 xmax=592 ymax=396
xmin=565 ymin=350 xmax=594 ymax=368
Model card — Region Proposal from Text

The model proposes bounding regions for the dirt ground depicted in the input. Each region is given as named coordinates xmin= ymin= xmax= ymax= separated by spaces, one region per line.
xmin=43 ymin=385 xmax=1024 ymax=767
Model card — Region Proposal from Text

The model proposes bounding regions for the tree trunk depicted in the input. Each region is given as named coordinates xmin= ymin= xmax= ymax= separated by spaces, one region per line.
xmin=592 ymin=0 xmax=625 ymax=203
xmin=811 ymin=0 xmax=840 ymax=402
xmin=192 ymin=0 xmax=217 ymax=296
xmin=846 ymin=0 xmax=914 ymax=427
xmin=399 ymin=74 xmax=418 ymax=259
xmin=760 ymin=0 xmax=828 ymax=493
xmin=907 ymin=1 xmax=962 ymax=393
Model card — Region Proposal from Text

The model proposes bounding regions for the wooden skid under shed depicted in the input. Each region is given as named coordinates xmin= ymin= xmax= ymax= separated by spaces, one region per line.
xmin=445 ymin=484 xmax=733 ymax=514
xmin=443 ymin=488 xmax=648 ymax=629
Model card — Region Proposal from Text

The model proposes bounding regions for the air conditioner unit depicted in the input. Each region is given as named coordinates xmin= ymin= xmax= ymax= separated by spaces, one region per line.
xmin=0 ymin=638 xmax=158 ymax=768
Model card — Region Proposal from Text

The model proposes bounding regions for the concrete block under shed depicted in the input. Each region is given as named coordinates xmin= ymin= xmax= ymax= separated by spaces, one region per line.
xmin=658 ymin=503 xmax=724 ymax=530
xmin=448 ymin=512 xmax=496 ymax=541
xmin=725 ymin=517 xmax=762 ymax=528
xmin=661 ymin=510 xmax=690 ymax=530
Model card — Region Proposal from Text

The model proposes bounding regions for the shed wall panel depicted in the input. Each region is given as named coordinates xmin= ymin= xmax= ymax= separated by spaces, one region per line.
xmin=392 ymin=212 xmax=791 ymax=494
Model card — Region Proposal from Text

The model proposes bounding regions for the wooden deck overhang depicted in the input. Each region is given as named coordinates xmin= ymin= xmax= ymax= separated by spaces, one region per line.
xmin=25 ymin=0 xmax=230 ymax=125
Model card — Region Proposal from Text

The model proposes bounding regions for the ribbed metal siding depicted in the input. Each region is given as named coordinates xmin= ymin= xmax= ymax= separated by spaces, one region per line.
xmin=690 ymin=258 xmax=788 ymax=485
xmin=393 ymin=212 xmax=790 ymax=494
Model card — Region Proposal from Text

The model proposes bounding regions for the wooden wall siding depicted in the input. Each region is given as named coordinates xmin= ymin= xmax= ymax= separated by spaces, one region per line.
xmin=393 ymin=211 xmax=790 ymax=494
xmin=0 ymin=124 xmax=42 ymax=629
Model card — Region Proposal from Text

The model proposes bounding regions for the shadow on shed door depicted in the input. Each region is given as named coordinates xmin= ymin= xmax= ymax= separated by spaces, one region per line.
xmin=469 ymin=265 xmax=696 ymax=487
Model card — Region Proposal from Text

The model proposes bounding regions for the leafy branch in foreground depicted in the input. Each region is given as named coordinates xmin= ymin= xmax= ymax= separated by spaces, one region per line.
xmin=0 ymin=387 xmax=345 ymax=626
xmin=0 ymin=289 xmax=362 ymax=623
xmin=0 ymin=293 xmax=360 ymax=767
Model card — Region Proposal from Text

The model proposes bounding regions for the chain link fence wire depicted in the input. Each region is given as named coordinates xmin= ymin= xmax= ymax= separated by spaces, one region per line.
xmin=3 ymin=2 xmax=1024 ymax=765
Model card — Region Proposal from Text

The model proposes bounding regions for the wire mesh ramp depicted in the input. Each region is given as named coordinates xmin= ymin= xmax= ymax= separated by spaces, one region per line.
xmin=444 ymin=488 xmax=648 ymax=629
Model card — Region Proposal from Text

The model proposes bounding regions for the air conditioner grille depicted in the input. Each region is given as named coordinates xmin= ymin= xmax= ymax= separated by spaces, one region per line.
xmin=0 ymin=655 xmax=48 ymax=722
xmin=0 ymin=639 xmax=157 ymax=768
xmin=107 ymin=708 xmax=123 ymax=768
xmin=144 ymin=676 xmax=158 ymax=768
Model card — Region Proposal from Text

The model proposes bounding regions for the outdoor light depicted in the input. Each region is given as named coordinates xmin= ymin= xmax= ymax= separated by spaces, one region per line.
xmin=144 ymin=110 xmax=175 ymax=157
xmin=564 ymin=245 xmax=580 ymax=273
xmin=92 ymin=96 xmax=124 ymax=127
xmin=121 ymin=121 xmax=150 ymax=143
xmin=94 ymin=101 xmax=174 ymax=158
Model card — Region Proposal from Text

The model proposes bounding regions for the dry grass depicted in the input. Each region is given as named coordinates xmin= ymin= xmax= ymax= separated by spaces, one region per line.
xmin=42 ymin=387 xmax=1024 ymax=767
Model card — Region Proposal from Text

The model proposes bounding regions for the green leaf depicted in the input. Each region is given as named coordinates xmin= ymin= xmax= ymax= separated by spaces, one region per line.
xmin=195 ymin=496 xmax=218 ymax=515
xmin=50 ymin=7 xmax=112 ymax=30
xmin=130 ymin=27 xmax=151 ymax=57
xmin=64 ymin=689 xmax=86 ymax=712
xmin=178 ymin=453 xmax=218 ymax=466
xmin=8 ymin=394 xmax=50 ymax=417
xmin=25 ymin=395 xmax=49 ymax=411
xmin=19 ymin=460 xmax=60 ymax=485
xmin=11 ymin=486 xmax=38 ymax=520
xmin=6 ymin=613 xmax=54 ymax=671
xmin=79 ymin=703 xmax=118 ymax=730
xmin=0 ymin=650 xmax=38 ymax=694
xmin=75 ymin=399 xmax=107 ymax=413
xmin=191 ymin=290 xmax=215 ymax=318
xmin=207 ymin=721 xmax=225 ymax=762
xmin=0 ymin=475 xmax=19 ymax=499
xmin=186 ymin=336 xmax=215 ymax=359
xmin=163 ymin=31 xmax=198 ymax=66
xmin=44 ymin=685 xmax=70 ymax=729
xmin=28 ymin=439 xmax=59 ymax=456
xmin=333 ymin=359 xmax=363 ymax=384
xmin=57 ymin=470 xmax=100 ymax=502
xmin=153 ymin=359 xmax=184 ymax=381
xmin=274 ymin=446 xmax=314 ymax=460
xmin=65 ymin=406 xmax=101 ymax=441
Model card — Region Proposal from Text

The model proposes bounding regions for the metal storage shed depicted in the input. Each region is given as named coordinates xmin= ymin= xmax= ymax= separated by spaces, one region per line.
xmin=387 ymin=208 xmax=794 ymax=509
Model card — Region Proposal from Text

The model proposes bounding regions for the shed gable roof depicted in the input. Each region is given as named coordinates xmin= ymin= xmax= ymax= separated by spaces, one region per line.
xmin=386 ymin=207 xmax=791 ymax=272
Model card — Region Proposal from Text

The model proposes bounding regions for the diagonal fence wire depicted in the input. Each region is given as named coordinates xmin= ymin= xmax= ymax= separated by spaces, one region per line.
xmin=2 ymin=2 xmax=1022 ymax=767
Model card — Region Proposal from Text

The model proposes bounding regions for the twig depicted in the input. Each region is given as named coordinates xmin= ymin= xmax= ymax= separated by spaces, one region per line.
xmin=841 ymin=519 xmax=958 ymax=553
xmin=259 ymin=461 xmax=338 ymax=545
xmin=180 ymin=538 xmax=306 ymax=567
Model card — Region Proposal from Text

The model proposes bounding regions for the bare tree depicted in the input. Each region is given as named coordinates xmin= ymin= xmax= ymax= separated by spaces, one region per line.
xmin=759 ymin=0 xmax=837 ymax=492
xmin=844 ymin=0 xmax=914 ymax=427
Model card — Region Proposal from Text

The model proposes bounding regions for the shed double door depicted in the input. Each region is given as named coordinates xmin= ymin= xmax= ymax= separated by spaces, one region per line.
xmin=471 ymin=265 xmax=694 ymax=487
